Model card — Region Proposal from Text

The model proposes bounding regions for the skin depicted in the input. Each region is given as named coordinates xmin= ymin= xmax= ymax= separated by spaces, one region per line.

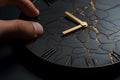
xmin=0 ymin=0 xmax=43 ymax=40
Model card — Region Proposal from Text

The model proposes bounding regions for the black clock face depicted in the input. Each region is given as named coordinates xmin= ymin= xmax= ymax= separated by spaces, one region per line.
xmin=22 ymin=0 xmax=120 ymax=68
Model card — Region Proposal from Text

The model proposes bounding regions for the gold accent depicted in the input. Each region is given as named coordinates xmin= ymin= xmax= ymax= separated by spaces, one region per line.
xmin=90 ymin=0 xmax=96 ymax=11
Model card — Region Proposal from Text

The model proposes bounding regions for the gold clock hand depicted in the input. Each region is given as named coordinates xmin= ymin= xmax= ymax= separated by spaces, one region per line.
xmin=65 ymin=11 xmax=88 ymax=27
xmin=62 ymin=25 xmax=82 ymax=35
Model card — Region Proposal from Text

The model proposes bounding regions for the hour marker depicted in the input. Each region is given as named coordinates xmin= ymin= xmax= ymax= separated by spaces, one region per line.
xmin=41 ymin=48 xmax=56 ymax=60
xmin=43 ymin=0 xmax=57 ymax=6
xmin=65 ymin=56 xmax=72 ymax=66
xmin=112 ymin=51 xmax=120 ymax=61
xmin=32 ymin=0 xmax=37 ymax=3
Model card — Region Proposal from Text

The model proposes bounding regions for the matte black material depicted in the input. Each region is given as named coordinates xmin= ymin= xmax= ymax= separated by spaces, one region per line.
xmin=21 ymin=0 xmax=120 ymax=68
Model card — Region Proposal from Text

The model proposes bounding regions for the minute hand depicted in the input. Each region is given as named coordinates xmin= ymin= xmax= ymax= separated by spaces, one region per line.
xmin=65 ymin=11 xmax=88 ymax=27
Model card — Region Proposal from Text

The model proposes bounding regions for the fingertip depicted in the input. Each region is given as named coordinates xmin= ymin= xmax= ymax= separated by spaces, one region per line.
xmin=36 ymin=9 xmax=40 ymax=15
xmin=0 ymin=20 xmax=44 ymax=40
xmin=30 ymin=9 xmax=40 ymax=17
xmin=32 ymin=22 xmax=43 ymax=37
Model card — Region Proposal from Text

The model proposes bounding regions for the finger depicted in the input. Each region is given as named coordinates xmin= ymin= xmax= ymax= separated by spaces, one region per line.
xmin=0 ymin=20 xmax=43 ymax=39
xmin=0 ymin=0 xmax=8 ymax=6
xmin=16 ymin=0 xmax=39 ymax=17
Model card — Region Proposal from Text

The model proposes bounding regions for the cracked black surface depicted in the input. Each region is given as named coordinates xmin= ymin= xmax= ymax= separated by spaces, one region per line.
xmin=24 ymin=0 xmax=120 ymax=68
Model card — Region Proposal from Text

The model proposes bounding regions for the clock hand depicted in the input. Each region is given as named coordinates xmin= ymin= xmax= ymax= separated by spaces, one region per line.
xmin=65 ymin=11 xmax=88 ymax=27
xmin=62 ymin=25 xmax=82 ymax=35
xmin=62 ymin=11 xmax=88 ymax=35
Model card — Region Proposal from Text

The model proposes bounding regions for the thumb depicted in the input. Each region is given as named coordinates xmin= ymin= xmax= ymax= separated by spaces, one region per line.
xmin=0 ymin=20 xmax=43 ymax=39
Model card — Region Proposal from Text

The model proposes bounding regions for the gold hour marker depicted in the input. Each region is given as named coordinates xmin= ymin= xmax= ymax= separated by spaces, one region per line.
xmin=62 ymin=11 xmax=88 ymax=35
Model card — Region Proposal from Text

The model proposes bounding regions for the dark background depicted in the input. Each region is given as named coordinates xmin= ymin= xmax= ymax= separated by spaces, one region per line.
xmin=0 ymin=6 xmax=120 ymax=80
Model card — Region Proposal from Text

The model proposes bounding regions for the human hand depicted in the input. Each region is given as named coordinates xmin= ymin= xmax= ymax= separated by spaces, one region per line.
xmin=0 ymin=0 xmax=43 ymax=39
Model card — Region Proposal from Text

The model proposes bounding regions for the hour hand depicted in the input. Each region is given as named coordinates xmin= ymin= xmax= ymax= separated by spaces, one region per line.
xmin=62 ymin=25 xmax=82 ymax=35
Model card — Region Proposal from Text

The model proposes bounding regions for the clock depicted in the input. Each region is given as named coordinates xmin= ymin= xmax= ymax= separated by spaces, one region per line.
xmin=20 ymin=0 xmax=120 ymax=68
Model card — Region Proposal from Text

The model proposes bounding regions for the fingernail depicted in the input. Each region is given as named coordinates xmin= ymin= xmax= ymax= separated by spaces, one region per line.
xmin=32 ymin=22 xmax=43 ymax=37
xmin=36 ymin=9 xmax=40 ymax=15
xmin=34 ymin=9 xmax=40 ymax=16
